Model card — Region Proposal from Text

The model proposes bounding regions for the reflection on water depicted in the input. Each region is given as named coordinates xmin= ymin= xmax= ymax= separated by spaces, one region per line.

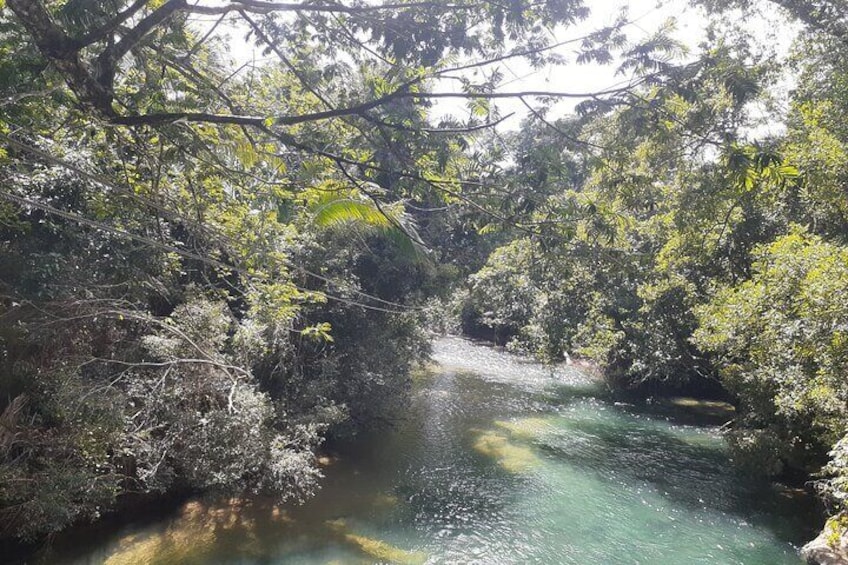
xmin=45 ymin=337 xmax=815 ymax=564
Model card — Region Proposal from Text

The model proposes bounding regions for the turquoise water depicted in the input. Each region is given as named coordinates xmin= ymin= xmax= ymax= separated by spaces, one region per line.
xmin=49 ymin=337 xmax=814 ymax=564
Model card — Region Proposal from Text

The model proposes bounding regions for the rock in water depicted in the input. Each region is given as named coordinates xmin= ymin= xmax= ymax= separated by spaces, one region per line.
xmin=801 ymin=529 xmax=848 ymax=565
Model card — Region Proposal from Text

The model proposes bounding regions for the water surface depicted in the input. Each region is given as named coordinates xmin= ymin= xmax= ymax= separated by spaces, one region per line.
xmin=50 ymin=337 xmax=815 ymax=564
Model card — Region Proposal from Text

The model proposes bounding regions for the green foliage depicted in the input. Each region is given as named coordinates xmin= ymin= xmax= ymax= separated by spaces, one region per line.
xmin=0 ymin=0 xmax=481 ymax=539
xmin=468 ymin=239 xmax=537 ymax=339
xmin=694 ymin=232 xmax=848 ymax=472
xmin=820 ymin=437 xmax=848 ymax=515
xmin=461 ymin=40 xmax=789 ymax=383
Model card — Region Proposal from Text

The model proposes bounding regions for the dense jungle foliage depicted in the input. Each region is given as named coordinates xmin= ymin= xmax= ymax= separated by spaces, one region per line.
xmin=1 ymin=0 xmax=848 ymax=551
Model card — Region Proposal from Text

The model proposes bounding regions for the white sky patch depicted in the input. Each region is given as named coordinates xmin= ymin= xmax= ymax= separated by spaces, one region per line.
xmin=429 ymin=0 xmax=710 ymax=128
xmin=212 ymin=0 xmax=800 ymax=134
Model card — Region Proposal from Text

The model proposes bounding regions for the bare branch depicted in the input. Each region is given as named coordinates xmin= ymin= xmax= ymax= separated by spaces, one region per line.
xmin=109 ymin=111 xmax=266 ymax=127
xmin=106 ymin=82 xmax=642 ymax=128
xmin=0 ymin=86 xmax=61 ymax=107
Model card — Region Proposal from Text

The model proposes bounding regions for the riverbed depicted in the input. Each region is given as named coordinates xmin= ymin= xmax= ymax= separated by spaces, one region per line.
xmin=43 ymin=337 xmax=816 ymax=564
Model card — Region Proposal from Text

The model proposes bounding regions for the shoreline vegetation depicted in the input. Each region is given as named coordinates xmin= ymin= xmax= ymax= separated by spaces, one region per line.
xmin=2 ymin=0 xmax=848 ymax=562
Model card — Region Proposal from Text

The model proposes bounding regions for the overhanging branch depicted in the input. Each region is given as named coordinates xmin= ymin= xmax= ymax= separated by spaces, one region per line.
xmin=107 ymin=82 xmax=641 ymax=127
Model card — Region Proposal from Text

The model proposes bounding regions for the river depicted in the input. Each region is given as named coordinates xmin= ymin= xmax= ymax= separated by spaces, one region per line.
xmin=42 ymin=337 xmax=816 ymax=564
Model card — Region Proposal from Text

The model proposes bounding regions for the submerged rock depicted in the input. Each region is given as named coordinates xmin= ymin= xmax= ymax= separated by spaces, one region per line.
xmin=472 ymin=429 xmax=539 ymax=472
xmin=316 ymin=454 xmax=337 ymax=467
xmin=494 ymin=417 xmax=554 ymax=439
xmin=666 ymin=397 xmax=735 ymax=420
xmin=101 ymin=498 xmax=293 ymax=564
xmin=325 ymin=519 xmax=427 ymax=564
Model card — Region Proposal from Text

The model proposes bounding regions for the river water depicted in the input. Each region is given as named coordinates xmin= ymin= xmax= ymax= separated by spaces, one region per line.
xmin=48 ymin=337 xmax=815 ymax=564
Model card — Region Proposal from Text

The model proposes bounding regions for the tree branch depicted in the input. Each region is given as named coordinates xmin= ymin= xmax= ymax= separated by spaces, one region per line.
xmin=94 ymin=0 xmax=188 ymax=89
xmin=180 ymin=1 xmax=482 ymax=16
xmin=74 ymin=0 xmax=152 ymax=48
xmin=6 ymin=0 xmax=116 ymax=114
xmin=107 ymin=82 xmax=644 ymax=127
xmin=765 ymin=0 xmax=848 ymax=42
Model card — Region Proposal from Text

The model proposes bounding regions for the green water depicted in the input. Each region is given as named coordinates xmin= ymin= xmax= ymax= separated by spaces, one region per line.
xmin=49 ymin=337 xmax=815 ymax=564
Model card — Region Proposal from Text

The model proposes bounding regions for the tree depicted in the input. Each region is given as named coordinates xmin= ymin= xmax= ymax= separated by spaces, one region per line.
xmin=0 ymin=0 xmax=667 ymax=541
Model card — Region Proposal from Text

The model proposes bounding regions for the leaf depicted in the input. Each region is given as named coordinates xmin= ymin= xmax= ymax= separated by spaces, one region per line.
xmin=778 ymin=165 xmax=800 ymax=178
xmin=233 ymin=141 xmax=260 ymax=169
xmin=313 ymin=197 xmax=393 ymax=229
xmin=310 ymin=192 xmax=428 ymax=261
xmin=301 ymin=322 xmax=334 ymax=342
xmin=469 ymin=98 xmax=490 ymax=117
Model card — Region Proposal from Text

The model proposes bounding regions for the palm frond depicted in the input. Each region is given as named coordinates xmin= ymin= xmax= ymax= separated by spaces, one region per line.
xmin=313 ymin=197 xmax=393 ymax=229
xmin=311 ymin=192 xmax=428 ymax=261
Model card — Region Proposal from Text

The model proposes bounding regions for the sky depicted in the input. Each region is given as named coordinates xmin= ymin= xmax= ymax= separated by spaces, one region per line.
xmin=429 ymin=0 xmax=714 ymax=128
xmin=211 ymin=0 xmax=798 ymax=133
